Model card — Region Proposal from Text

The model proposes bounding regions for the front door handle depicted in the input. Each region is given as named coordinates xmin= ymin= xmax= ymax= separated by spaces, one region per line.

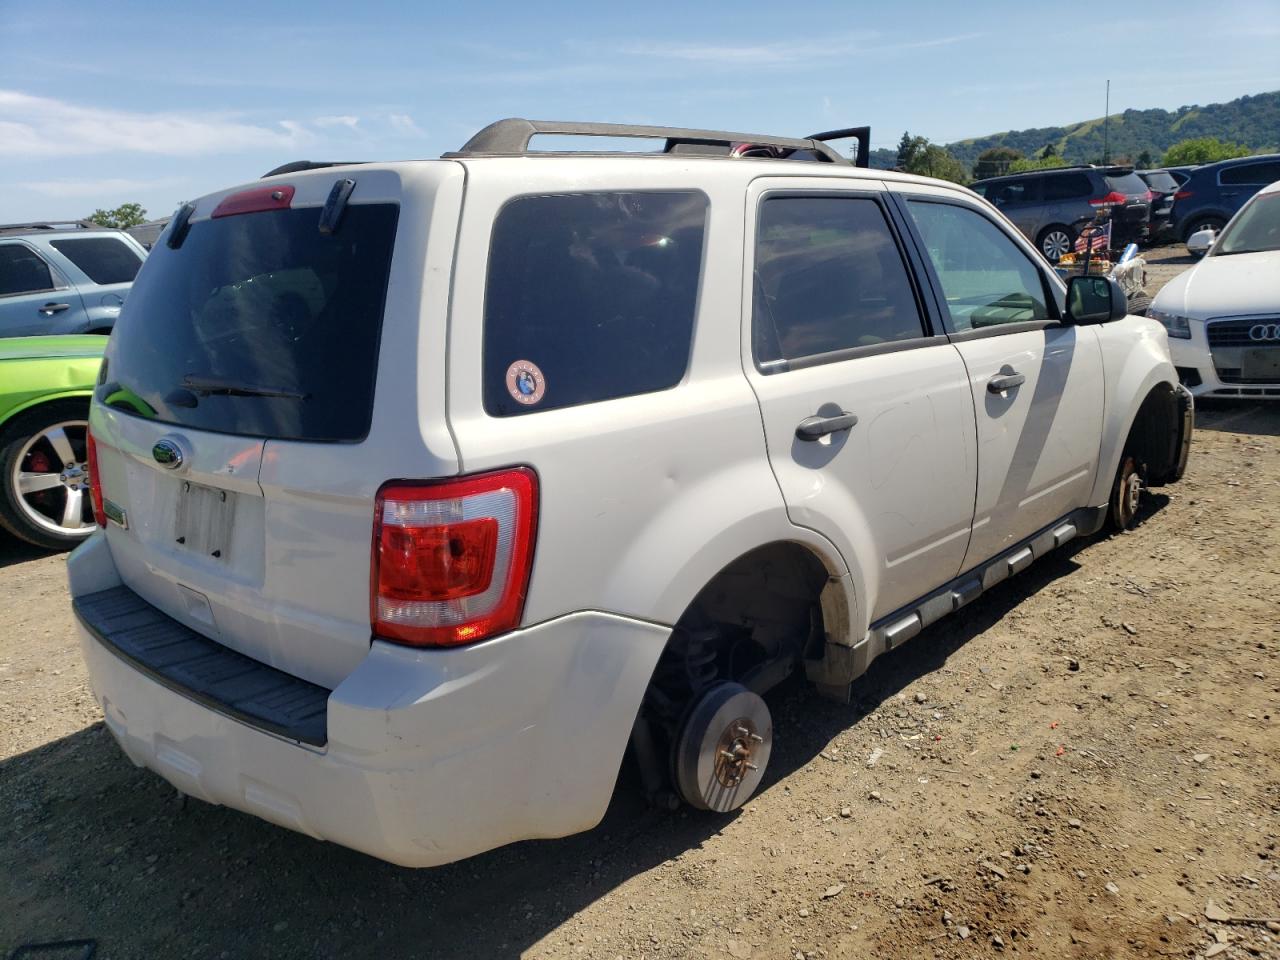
xmin=987 ymin=372 xmax=1026 ymax=393
xmin=39 ymin=302 xmax=71 ymax=315
xmin=796 ymin=411 xmax=858 ymax=441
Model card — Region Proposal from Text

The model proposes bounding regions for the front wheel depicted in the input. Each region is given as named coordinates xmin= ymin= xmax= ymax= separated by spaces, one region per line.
xmin=1038 ymin=225 xmax=1074 ymax=263
xmin=0 ymin=400 xmax=96 ymax=551
xmin=1108 ymin=455 xmax=1144 ymax=531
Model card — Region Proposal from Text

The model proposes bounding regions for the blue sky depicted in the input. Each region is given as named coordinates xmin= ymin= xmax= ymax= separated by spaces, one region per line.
xmin=2 ymin=0 xmax=1278 ymax=223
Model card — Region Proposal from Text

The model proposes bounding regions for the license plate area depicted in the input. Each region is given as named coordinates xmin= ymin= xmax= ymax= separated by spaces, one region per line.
xmin=174 ymin=481 xmax=236 ymax=560
xmin=1243 ymin=347 xmax=1280 ymax=382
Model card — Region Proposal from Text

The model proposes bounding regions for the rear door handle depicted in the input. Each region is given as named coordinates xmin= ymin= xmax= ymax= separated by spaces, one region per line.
xmin=796 ymin=411 xmax=858 ymax=441
xmin=987 ymin=373 xmax=1026 ymax=393
xmin=39 ymin=302 xmax=71 ymax=315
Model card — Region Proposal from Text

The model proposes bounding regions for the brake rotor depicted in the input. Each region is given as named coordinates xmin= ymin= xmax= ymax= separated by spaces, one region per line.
xmin=674 ymin=682 xmax=772 ymax=813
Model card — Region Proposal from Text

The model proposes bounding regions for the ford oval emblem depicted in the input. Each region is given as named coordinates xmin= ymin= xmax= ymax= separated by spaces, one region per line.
xmin=152 ymin=439 xmax=184 ymax=469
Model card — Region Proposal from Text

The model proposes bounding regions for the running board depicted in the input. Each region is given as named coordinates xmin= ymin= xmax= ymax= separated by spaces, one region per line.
xmin=808 ymin=506 xmax=1106 ymax=698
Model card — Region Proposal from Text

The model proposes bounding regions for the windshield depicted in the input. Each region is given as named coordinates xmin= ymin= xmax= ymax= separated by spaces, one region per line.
xmin=1215 ymin=193 xmax=1280 ymax=256
xmin=100 ymin=203 xmax=399 ymax=441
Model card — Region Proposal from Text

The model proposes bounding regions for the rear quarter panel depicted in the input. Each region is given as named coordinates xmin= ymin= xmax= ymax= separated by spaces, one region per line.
xmin=0 ymin=354 xmax=101 ymax=426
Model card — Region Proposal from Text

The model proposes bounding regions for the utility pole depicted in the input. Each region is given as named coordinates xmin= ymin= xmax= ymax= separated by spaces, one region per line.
xmin=1103 ymin=79 xmax=1111 ymax=163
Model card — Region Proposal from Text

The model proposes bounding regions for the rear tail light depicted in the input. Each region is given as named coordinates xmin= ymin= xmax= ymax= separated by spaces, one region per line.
xmin=1174 ymin=189 xmax=1194 ymax=201
xmin=372 ymin=468 xmax=539 ymax=647
xmin=1089 ymin=191 xmax=1129 ymax=208
xmin=86 ymin=430 xmax=106 ymax=528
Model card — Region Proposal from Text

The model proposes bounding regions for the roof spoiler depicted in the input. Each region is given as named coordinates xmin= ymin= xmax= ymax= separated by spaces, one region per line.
xmin=807 ymin=127 xmax=871 ymax=169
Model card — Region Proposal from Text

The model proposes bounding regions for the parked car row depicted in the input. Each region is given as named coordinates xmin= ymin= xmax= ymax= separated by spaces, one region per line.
xmin=970 ymin=153 xmax=1280 ymax=262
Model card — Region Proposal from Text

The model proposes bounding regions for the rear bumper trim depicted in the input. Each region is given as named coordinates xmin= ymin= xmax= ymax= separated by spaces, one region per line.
xmin=74 ymin=585 xmax=330 ymax=746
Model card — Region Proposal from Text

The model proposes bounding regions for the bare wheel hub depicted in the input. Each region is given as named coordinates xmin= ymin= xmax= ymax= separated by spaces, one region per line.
xmin=714 ymin=719 xmax=763 ymax=788
xmin=674 ymin=683 xmax=772 ymax=813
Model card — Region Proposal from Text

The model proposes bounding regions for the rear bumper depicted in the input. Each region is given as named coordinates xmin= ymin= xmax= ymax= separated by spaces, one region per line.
xmin=69 ymin=534 xmax=670 ymax=867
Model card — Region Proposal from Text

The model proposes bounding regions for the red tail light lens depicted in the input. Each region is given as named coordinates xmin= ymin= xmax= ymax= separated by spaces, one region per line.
xmin=1089 ymin=191 xmax=1129 ymax=208
xmin=212 ymin=185 xmax=295 ymax=219
xmin=372 ymin=468 xmax=538 ymax=647
xmin=1174 ymin=189 xmax=1194 ymax=201
xmin=86 ymin=430 xmax=106 ymax=528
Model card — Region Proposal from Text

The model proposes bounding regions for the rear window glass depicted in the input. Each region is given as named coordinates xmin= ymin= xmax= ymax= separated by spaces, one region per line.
xmin=100 ymin=204 xmax=398 ymax=442
xmin=1220 ymin=161 xmax=1280 ymax=186
xmin=483 ymin=191 xmax=707 ymax=417
xmin=1104 ymin=172 xmax=1149 ymax=196
xmin=1140 ymin=171 xmax=1179 ymax=193
xmin=49 ymin=236 xmax=143 ymax=285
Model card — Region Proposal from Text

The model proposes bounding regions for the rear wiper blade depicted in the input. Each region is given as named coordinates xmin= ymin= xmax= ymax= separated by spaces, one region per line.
xmin=181 ymin=375 xmax=308 ymax=400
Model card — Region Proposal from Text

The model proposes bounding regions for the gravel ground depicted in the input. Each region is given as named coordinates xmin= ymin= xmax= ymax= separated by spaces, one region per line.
xmin=2 ymin=246 xmax=1277 ymax=960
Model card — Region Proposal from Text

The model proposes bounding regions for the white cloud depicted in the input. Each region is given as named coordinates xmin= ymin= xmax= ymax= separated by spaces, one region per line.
xmin=20 ymin=176 xmax=186 ymax=199
xmin=619 ymin=32 xmax=984 ymax=66
xmin=314 ymin=114 xmax=360 ymax=129
xmin=0 ymin=89 xmax=314 ymax=158
xmin=388 ymin=113 xmax=425 ymax=137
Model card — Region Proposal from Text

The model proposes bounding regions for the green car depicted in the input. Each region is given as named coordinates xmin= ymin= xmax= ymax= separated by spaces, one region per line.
xmin=0 ymin=335 xmax=104 ymax=550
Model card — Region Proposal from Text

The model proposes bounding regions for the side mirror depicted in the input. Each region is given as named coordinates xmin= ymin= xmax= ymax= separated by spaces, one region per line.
xmin=1065 ymin=275 xmax=1128 ymax=325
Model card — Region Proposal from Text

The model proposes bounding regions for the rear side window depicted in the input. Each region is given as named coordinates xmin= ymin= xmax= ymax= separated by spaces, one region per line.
xmin=753 ymin=195 xmax=925 ymax=369
xmin=1043 ymin=173 xmax=1092 ymax=201
xmin=483 ymin=191 xmax=707 ymax=417
xmin=907 ymin=200 xmax=1050 ymax=330
xmin=49 ymin=236 xmax=143 ymax=285
xmin=1104 ymin=172 xmax=1149 ymax=196
xmin=101 ymin=204 xmax=399 ymax=442
xmin=0 ymin=244 xmax=56 ymax=296
xmin=1220 ymin=161 xmax=1280 ymax=186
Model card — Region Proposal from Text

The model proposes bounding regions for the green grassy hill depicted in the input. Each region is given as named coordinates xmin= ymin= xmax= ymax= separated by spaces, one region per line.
xmin=868 ymin=90 xmax=1280 ymax=170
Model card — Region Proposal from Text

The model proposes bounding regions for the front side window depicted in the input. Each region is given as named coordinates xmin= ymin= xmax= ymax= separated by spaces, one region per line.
xmin=907 ymin=200 xmax=1051 ymax=331
xmin=483 ymin=191 xmax=707 ymax=417
xmin=988 ymin=178 xmax=1041 ymax=207
xmin=0 ymin=244 xmax=56 ymax=297
xmin=49 ymin=236 xmax=143 ymax=285
xmin=752 ymin=195 xmax=925 ymax=368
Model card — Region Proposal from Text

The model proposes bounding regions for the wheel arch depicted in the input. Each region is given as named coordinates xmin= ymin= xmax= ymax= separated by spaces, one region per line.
xmin=0 ymin=390 xmax=94 ymax=433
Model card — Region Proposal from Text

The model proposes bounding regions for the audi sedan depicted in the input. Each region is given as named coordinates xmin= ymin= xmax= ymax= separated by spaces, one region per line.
xmin=1149 ymin=180 xmax=1280 ymax=400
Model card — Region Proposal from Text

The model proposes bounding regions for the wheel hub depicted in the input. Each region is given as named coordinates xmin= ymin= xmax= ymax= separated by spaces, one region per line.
xmin=713 ymin=718 xmax=763 ymax=788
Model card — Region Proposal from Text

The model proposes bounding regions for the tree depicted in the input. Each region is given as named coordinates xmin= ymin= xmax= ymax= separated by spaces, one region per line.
xmin=87 ymin=203 xmax=147 ymax=230
xmin=1162 ymin=137 xmax=1251 ymax=166
xmin=1007 ymin=155 xmax=1069 ymax=173
xmin=1136 ymin=150 xmax=1154 ymax=169
xmin=894 ymin=131 xmax=968 ymax=184
xmin=973 ymin=146 xmax=1024 ymax=180
xmin=1042 ymin=142 xmax=1058 ymax=158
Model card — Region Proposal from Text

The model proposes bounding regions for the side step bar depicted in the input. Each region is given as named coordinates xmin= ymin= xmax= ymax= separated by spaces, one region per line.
xmin=808 ymin=506 xmax=1106 ymax=697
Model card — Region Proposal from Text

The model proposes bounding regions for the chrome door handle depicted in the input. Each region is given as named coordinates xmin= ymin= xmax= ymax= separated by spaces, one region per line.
xmin=39 ymin=302 xmax=71 ymax=315
xmin=987 ymin=373 xmax=1026 ymax=393
xmin=796 ymin=411 xmax=858 ymax=441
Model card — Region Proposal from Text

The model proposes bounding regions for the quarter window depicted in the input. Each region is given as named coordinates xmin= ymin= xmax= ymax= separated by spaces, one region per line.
xmin=483 ymin=191 xmax=707 ymax=417
xmin=752 ymin=195 xmax=925 ymax=369
xmin=907 ymin=201 xmax=1051 ymax=330
xmin=0 ymin=245 xmax=56 ymax=296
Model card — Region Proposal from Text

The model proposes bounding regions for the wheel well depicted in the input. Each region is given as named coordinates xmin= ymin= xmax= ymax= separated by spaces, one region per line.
xmin=627 ymin=542 xmax=832 ymax=804
xmin=1124 ymin=383 xmax=1182 ymax=485
xmin=1038 ymin=223 xmax=1072 ymax=239
xmin=1180 ymin=212 xmax=1226 ymax=241
xmin=0 ymin=394 xmax=91 ymax=436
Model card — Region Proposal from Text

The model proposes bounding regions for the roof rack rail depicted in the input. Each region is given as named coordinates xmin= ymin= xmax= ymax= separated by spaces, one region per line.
xmin=446 ymin=118 xmax=871 ymax=167
xmin=261 ymin=160 xmax=367 ymax=179
xmin=0 ymin=219 xmax=102 ymax=234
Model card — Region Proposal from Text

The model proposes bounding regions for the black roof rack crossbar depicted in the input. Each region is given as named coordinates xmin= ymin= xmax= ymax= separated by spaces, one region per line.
xmin=807 ymin=126 xmax=871 ymax=169
xmin=261 ymin=160 xmax=367 ymax=179
xmin=447 ymin=118 xmax=854 ymax=165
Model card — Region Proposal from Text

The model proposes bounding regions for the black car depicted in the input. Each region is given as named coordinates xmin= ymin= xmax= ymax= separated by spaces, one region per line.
xmin=970 ymin=166 xmax=1152 ymax=262
xmin=1137 ymin=169 xmax=1182 ymax=243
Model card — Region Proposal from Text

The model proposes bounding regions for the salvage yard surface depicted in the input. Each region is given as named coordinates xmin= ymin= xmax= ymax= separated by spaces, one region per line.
xmin=2 ymin=248 xmax=1278 ymax=959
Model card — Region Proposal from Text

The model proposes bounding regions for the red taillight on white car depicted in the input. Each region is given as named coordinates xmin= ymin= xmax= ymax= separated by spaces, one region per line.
xmin=86 ymin=430 xmax=106 ymax=528
xmin=372 ymin=468 xmax=539 ymax=647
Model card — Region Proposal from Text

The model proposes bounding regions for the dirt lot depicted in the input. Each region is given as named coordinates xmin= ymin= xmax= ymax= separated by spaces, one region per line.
xmin=2 ymin=247 xmax=1277 ymax=960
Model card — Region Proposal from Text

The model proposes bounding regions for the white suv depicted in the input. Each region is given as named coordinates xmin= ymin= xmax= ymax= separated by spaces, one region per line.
xmin=69 ymin=119 xmax=1193 ymax=867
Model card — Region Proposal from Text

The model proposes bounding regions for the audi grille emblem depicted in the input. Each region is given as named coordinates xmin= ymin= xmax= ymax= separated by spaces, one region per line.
xmin=152 ymin=438 xmax=184 ymax=470
xmin=1249 ymin=323 xmax=1280 ymax=342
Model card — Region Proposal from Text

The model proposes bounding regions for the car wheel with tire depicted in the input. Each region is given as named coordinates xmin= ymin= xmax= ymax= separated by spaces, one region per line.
xmin=1037 ymin=225 xmax=1074 ymax=263
xmin=0 ymin=400 xmax=97 ymax=551
xmin=1182 ymin=215 xmax=1225 ymax=243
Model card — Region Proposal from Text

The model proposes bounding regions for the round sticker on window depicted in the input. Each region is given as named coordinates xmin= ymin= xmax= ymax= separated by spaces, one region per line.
xmin=505 ymin=359 xmax=546 ymax=406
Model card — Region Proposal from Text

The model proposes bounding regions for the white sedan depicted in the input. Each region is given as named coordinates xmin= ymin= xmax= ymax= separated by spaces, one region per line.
xmin=1149 ymin=180 xmax=1280 ymax=399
